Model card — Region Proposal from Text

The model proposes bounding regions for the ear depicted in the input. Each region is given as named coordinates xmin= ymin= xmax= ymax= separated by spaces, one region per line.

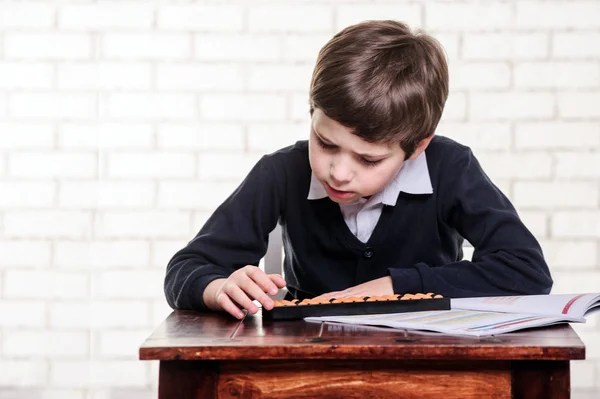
xmin=407 ymin=134 xmax=435 ymax=161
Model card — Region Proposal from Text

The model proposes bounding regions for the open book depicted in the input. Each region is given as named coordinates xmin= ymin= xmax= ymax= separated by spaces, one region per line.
xmin=305 ymin=293 xmax=600 ymax=337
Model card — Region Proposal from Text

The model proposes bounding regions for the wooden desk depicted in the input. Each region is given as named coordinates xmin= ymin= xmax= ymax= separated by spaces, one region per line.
xmin=139 ymin=310 xmax=585 ymax=399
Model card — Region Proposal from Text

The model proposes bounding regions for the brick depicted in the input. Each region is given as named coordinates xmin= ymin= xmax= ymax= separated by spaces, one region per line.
xmin=450 ymin=62 xmax=510 ymax=90
xmin=515 ymin=211 xmax=548 ymax=238
xmin=570 ymin=360 xmax=597 ymax=389
xmin=282 ymin=34 xmax=332 ymax=62
xmin=515 ymin=62 xmax=599 ymax=89
xmin=106 ymin=152 xmax=195 ymax=178
xmin=158 ymin=181 xmax=238 ymax=210
xmin=0 ymin=93 xmax=6 ymax=118
xmin=54 ymin=241 xmax=150 ymax=269
xmin=0 ymin=4 xmax=54 ymax=27
xmin=435 ymin=122 xmax=511 ymax=151
xmin=95 ymin=211 xmax=190 ymax=239
xmin=96 ymin=330 xmax=151 ymax=358
xmin=50 ymin=301 xmax=149 ymax=328
xmin=198 ymin=153 xmax=262 ymax=180
xmin=515 ymin=122 xmax=600 ymax=150
xmin=556 ymin=153 xmax=600 ymax=178
xmin=247 ymin=123 xmax=310 ymax=152
xmin=577 ymin=332 xmax=600 ymax=359
xmin=156 ymin=123 xmax=244 ymax=151
xmin=426 ymin=3 xmax=511 ymax=30
xmin=514 ymin=182 xmax=598 ymax=209
xmin=103 ymin=33 xmax=190 ymax=59
xmin=0 ymin=181 xmax=56 ymax=208
xmin=0 ymin=360 xmax=47 ymax=386
xmin=156 ymin=64 xmax=243 ymax=91
xmin=104 ymin=93 xmax=195 ymax=120
xmin=539 ymin=240 xmax=597 ymax=269
xmin=553 ymin=32 xmax=600 ymax=58
xmin=40 ymin=390 xmax=86 ymax=399
xmin=58 ymin=63 xmax=151 ymax=90
xmin=151 ymin=240 xmax=186 ymax=267
xmin=5 ymin=271 xmax=88 ymax=299
xmin=152 ymin=300 xmax=174 ymax=326
xmin=51 ymin=361 xmax=147 ymax=388
xmin=3 ymin=330 xmax=88 ymax=357
xmin=0 ymin=301 xmax=46 ymax=327
xmin=552 ymin=212 xmax=600 ymax=238
xmin=516 ymin=1 xmax=600 ymax=29
xmin=0 ymin=62 xmax=53 ymax=89
xmin=290 ymin=93 xmax=311 ymax=122
xmin=91 ymin=271 xmax=164 ymax=299
xmin=247 ymin=65 xmax=313 ymax=91
xmin=4 ymin=211 xmax=92 ymax=239
xmin=249 ymin=6 xmax=332 ymax=33
xmin=59 ymin=4 xmax=153 ymax=29
xmin=476 ymin=152 xmax=552 ymax=179
xmin=5 ymin=33 xmax=91 ymax=60
xmin=336 ymin=5 xmax=422 ymax=31
xmin=59 ymin=123 xmax=153 ymax=149
xmin=200 ymin=94 xmax=286 ymax=121
xmin=194 ymin=35 xmax=280 ymax=62
xmin=462 ymin=32 xmax=548 ymax=60
xmin=428 ymin=33 xmax=460 ymax=63
xmin=470 ymin=92 xmax=554 ymax=120
xmin=0 ymin=123 xmax=54 ymax=149
xmin=551 ymin=271 xmax=600 ymax=294
xmin=9 ymin=93 xmax=96 ymax=119
xmin=49 ymin=303 xmax=90 ymax=328
xmin=558 ymin=93 xmax=600 ymax=118
xmin=0 ymin=241 xmax=52 ymax=268
xmin=158 ymin=5 xmax=243 ymax=31
xmin=440 ymin=91 xmax=467 ymax=121
xmin=59 ymin=181 xmax=155 ymax=208
xmin=8 ymin=152 xmax=97 ymax=178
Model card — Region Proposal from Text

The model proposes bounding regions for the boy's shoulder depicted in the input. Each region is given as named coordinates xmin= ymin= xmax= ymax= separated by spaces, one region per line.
xmin=426 ymin=135 xmax=473 ymax=167
xmin=263 ymin=140 xmax=309 ymax=165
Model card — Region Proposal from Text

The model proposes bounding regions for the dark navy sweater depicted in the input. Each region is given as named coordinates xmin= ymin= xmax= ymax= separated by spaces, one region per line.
xmin=165 ymin=136 xmax=553 ymax=311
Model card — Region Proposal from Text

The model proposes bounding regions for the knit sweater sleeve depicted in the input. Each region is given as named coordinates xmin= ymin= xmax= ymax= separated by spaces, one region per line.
xmin=164 ymin=155 xmax=283 ymax=311
xmin=388 ymin=148 xmax=553 ymax=298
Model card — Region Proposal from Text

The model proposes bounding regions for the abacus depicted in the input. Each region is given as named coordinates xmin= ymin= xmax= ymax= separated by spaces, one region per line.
xmin=263 ymin=293 xmax=449 ymax=320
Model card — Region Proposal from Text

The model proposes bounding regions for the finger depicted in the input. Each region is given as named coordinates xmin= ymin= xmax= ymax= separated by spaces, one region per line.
xmin=238 ymin=277 xmax=276 ymax=311
xmin=268 ymin=274 xmax=287 ymax=288
xmin=245 ymin=267 xmax=280 ymax=296
xmin=224 ymin=284 xmax=260 ymax=315
xmin=216 ymin=292 xmax=245 ymax=319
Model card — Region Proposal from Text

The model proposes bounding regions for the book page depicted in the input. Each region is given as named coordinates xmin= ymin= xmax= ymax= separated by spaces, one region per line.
xmin=306 ymin=309 xmax=577 ymax=337
xmin=451 ymin=293 xmax=600 ymax=321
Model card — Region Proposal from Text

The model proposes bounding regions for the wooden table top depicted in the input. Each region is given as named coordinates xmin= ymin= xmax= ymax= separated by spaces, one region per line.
xmin=139 ymin=310 xmax=586 ymax=362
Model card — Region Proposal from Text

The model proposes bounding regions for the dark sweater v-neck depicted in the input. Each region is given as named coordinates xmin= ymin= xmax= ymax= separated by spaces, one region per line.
xmin=165 ymin=136 xmax=553 ymax=310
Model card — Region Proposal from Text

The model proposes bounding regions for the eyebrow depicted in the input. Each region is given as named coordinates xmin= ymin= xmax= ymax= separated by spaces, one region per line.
xmin=313 ymin=128 xmax=390 ymax=159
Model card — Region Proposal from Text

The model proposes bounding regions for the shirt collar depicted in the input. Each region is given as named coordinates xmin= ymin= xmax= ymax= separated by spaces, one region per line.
xmin=307 ymin=151 xmax=433 ymax=206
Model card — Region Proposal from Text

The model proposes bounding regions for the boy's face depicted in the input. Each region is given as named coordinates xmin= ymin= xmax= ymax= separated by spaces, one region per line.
xmin=308 ymin=108 xmax=409 ymax=204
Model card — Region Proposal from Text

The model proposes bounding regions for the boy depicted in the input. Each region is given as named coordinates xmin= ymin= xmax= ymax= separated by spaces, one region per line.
xmin=164 ymin=20 xmax=553 ymax=319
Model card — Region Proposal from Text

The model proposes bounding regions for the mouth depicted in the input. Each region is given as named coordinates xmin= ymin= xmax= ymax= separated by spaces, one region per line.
xmin=324 ymin=183 xmax=355 ymax=200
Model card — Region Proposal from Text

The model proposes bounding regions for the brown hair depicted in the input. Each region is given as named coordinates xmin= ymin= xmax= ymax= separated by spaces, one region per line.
xmin=309 ymin=20 xmax=449 ymax=158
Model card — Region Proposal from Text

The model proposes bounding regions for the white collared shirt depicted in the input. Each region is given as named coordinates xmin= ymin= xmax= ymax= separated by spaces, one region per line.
xmin=307 ymin=151 xmax=433 ymax=243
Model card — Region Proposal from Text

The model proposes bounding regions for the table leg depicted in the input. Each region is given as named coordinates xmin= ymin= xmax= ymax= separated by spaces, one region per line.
xmin=512 ymin=360 xmax=570 ymax=399
xmin=158 ymin=360 xmax=218 ymax=399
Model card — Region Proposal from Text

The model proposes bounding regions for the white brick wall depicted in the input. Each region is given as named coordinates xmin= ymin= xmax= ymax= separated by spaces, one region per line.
xmin=0 ymin=1 xmax=598 ymax=398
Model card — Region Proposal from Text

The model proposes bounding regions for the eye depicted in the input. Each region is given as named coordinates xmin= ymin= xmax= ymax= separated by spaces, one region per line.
xmin=360 ymin=158 xmax=382 ymax=167
xmin=316 ymin=136 xmax=337 ymax=151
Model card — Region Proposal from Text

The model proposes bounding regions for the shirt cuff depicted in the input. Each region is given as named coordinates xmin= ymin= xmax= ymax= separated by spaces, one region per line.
xmin=387 ymin=266 xmax=424 ymax=294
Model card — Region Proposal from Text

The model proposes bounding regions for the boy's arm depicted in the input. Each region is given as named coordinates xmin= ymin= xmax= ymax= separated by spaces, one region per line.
xmin=389 ymin=149 xmax=553 ymax=298
xmin=164 ymin=156 xmax=283 ymax=311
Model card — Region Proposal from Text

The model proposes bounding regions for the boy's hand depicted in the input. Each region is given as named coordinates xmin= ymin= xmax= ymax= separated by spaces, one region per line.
xmin=203 ymin=266 xmax=286 ymax=319
xmin=313 ymin=276 xmax=393 ymax=300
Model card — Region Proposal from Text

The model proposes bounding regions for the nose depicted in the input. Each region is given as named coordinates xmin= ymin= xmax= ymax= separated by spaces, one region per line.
xmin=329 ymin=155 xmax=352 ymax=186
